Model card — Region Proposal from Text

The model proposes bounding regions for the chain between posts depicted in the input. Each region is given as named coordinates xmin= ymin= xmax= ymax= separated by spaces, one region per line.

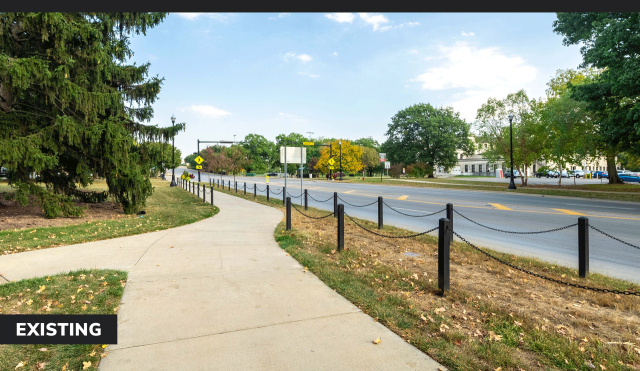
xmin=291 ymin=203 xmax=334 ymax=219
xmin=257 ymin=187 xmax=266 ymax=192
xmin=454 ymin=209 xmax=578 ymax=234
xmin=589 ymin=225 xmax=640 ymax=250
xmin=344 ymin=212 xmax=439 ymax=238
xmin=270 ymin=188 xmax=283 ymax=195
xmin=382 ymin=201 xmax=446 ymax=217
xmin=308 ymin=193 xmax=333 ymax=203
xmin=451 ymin=230 xmax=640 ymax=296
xmin=287 ymin=192 xmax=302 ymax=198
xmin=336 ymin=196 xmax=377 ymax=208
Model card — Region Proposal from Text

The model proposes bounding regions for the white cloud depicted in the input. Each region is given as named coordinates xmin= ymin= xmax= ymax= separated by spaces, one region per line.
xmin=398 ymin=22 xmax=420 ymax=28
xmin=409 ymin=49 xmax=418 ymax=54
xmin=332 ymin=51 xmax=338 ymax=56
xmin=461 ymin=31 xmax=475 ymax=36
xmin=185 ymin=105 xmax=231 ymax=118
xmin=297 ymin=54 xmax=312 ymax=63
xmin=283 ymin=52 xmax=312 ymax=63
xmin=379 ymin=26 xmax=392 ymax=32
xmin=413 ymin=42 xmax=538 ymax=121
xmin=278 ymin=13 xmax=291 ymax=18
xmin=176 ymin=13 xmax=230 ymax=22
xmin=325 ymin=13 xmax=356 ymax=23
xmin=358 ymin=13 xmax=389 ymax=31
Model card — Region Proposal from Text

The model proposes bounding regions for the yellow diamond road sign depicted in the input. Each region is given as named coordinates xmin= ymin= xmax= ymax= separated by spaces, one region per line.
xmin=194 ymin=156 xmax=204 ymax=164
xmin=196 ymin=165 xmax=203 ymax=170
xmin=328 ymin=158 xmax=335 ymax=166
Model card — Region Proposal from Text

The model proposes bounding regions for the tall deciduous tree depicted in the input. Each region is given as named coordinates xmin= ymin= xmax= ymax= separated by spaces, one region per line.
xmin=241 ymin=133 xmax=275 ymax=173
xmin=315 ymin=140 xmax=363 ymax=175
xmin=553 ymin=13 xmax=640 ymax=183
xmin=0 ymin=13 xmax=183 ymax=216
xmin=384 ymin=103 xmax=473 ymax=177
xmin=475 ymin=90 xmax=545 ymax=186
xmin=360 ymin=146 xmax=380 ymax=176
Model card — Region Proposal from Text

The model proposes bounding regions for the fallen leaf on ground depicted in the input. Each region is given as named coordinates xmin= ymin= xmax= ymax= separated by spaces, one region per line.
xmin=489 ymin=331 xmax=502 ymax=341
xmin=373 ymin=337 xmax=381 ymax=344
xmin=83 ymin=361 xmax=92 ymax=370
xmin=37 ymin=348 xmax=47 ymax=352
xmin=36 ymin=285 xmax=46 ymax=293
xmin=36 ymin=362 xmax=46 ymax=370
xmin=15 ymin=362 xmax=24 ymax=369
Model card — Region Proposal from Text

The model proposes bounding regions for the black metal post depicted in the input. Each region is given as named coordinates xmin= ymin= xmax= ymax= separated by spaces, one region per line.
xmin=337 ymin=204 xmax=344 ymax=251
xmin=446 ymin=203 xmax=453 ymax=225
xmin=244 ymin=182 xmax=246 ymax=195
xmin=304 ymin=189 xmax=308 ymax=210
xmin=508 ymin=115 xmax=517 ymax=190
xmin=286 ymin=197 xmax=292 ymax=231
xmin=170 ymin=117 xmax=177 ymax=187
xmin=378 ymin=196 xmax=383 ymax=229
xmin=578 ymin=217 xmax=589 ymax=278
xmin=210 ymin=185 xmax=213 ymax=205
xmin=202 ymin=184 xmax=205 ymax=203
xmin=267 ymin=185 xmax=270 ymax=201
xmin=333 ymin=192 xmax=338 ymax=217
xmin=438 ymin=218 xmax=452 ymax=295
xmin=235 ymin=181 xmax=237 ymax=193
xmin=254 ymin=184 xmax=256 ymax=197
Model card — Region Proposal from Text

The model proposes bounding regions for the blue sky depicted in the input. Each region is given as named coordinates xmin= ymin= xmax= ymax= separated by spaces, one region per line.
xmin=128 ymin=12 xmax=584 ymax=157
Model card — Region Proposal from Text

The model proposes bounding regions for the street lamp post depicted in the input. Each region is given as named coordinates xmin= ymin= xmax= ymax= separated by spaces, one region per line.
xmin=170 ymin=114 xmax=177 ymax=187
xmin=507 ymin=113 xmax=516 ymax=190
xmin=339 ymin=140 xmax=343 ymax=181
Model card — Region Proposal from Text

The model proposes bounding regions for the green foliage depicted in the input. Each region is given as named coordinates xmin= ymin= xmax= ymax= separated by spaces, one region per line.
xmin=384 ymin=103 xmax=473 ymax=176
xmin=360 ymin=146 xmax=380 ymax=176
xmin=14 ymin=181 xmax=84 ymax=218
xmin=352 ymin=137 xmax=381 ymax=151
xmin=475 ymin=90 xmax=546 ymax=185
xmin=0 ymin=13 xmax=185 ymax=215
xmin=553 ymin=13 xmax=640 ymax=183
xmin=184 ymin=152 xmax=198 ymax=168
xmin=406 ymin=162 xmax=432 ymax=178
xmin=241 ymin=133 xmax=276 ymax=172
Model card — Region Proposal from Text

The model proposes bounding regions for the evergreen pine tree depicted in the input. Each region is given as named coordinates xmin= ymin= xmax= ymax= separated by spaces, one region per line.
xmin=0 ymin=13 xmax=183 ymax=216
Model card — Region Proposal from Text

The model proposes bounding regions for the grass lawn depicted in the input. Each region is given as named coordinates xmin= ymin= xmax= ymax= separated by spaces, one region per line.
xmin=0 ymin=179 xmax=218 ymax=255
xmin=0 ymin=269 xmax=127 ymax=371
xmin=205 ymin=182 xmax=640 ymax=370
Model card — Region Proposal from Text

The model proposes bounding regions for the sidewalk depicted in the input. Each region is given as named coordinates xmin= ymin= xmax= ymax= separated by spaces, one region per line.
xmin=0 ymin=189 xmax=444 ymax=371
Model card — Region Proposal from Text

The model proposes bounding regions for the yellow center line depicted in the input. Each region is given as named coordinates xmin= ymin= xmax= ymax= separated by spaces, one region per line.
xmin=489 ymin=203 xmax=513 ymax=210
xmin=553 ymin=209 xmax=588 ymax=216
xmin=398 ymin=195 xmax=409 ymax=200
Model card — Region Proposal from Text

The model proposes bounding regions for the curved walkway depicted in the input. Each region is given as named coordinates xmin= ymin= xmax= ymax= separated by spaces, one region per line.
xmin=0 ymin=189 xmax=444 ymax=371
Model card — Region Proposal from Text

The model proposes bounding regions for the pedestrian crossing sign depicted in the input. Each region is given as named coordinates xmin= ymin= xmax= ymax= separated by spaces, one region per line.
xmin=328 ymin=158 xmax=335 ymax=166
xmin=195 ymin=156 xmax=204 ymax=164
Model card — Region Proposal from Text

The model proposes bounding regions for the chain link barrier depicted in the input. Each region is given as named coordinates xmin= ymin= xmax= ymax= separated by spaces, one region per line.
xmin=287 ymin=192 xmax=302 ymax=198
xmin=452 ymin=230 xmax=640 ymax=296
xmin=382 ymin=201 xmax=446 ymax=217
xmin=291 ymin=203 xmax=334 ymax=219
xmin=344 ymin=212 xmax=439 ymax=239
xmin=270 ymin=188 xmax=283 ymax=195
xmin=454 ymin=209 xmax=577 ymax=234
xmin=257 ymin=187 xmax=266 ymax=192
xmin=589 ymin=224 xmax=640 ymax=250
xmin=308 ymin=193 xmax=333 ymax=203
xmin=336 ymin=196 xmax=377 ymax=208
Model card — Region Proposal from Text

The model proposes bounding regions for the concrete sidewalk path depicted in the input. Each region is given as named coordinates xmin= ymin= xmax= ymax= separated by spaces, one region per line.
xmin=0 ymin=188 xmax=444 ymax=371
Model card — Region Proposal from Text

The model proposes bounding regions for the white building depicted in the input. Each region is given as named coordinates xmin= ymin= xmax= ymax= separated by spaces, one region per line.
xmin=438 ymin=138 xmax=618 ymax=176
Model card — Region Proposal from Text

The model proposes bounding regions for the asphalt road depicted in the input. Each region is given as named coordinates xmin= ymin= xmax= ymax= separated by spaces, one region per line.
xmin=176 ymin=168 xmax=640 ymax=283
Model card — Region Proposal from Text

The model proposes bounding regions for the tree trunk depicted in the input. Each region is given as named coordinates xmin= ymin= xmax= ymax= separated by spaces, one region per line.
xmin=557 ymin=164 xmax=563 ymax=186
xmin=607 ymin=154 xmax=622 ymax=184
xmin=517 ymin=165 xmax=527 ymax=186
xmin=427 ymin=163 xmax=435 ymax=178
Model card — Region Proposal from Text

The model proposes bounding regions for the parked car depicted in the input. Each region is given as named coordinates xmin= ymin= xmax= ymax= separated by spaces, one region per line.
xmin=546 ymin=170 xmax=559 ymax=178
xmin=571 ymin=170 xmax=585 ymax=178
xmin=504 ymin=170 xmax=521 ymax=178
xmin=619 ymin=174 xmax=640 ymax=183
xmin=592 ymin=171 xmax=608 ymax=178
xmin=267 ymin=172 xmax=277 ymax=176
xmin=535 ymin=170 xmax=546 ymax=178
xmin=560 ymin=170 xmax=570 ymax=178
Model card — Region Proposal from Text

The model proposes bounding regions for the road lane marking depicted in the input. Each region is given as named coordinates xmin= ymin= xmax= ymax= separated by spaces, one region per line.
xmin=553 ymin=209 xmax=587 ymax=216
xmin=489 ymin=203 xmax=513 ymax=210
xmin=345 ymin=190 xmax=357 ymax=194
xmin=398 ymin=195 xmax=409 ymax=200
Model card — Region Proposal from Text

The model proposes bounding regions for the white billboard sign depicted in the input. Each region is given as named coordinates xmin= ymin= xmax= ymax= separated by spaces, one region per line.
xmin=280 ymin=147 xmax=307 ymax=163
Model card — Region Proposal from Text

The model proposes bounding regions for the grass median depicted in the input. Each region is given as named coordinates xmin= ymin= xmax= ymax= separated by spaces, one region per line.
xmin=0 ymin=179 xmax=218 ymax=255
xmin=0 ymin=269 xmax=127 ymax=371
xmin=204 ymin=180 xmax=640 ymax=370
